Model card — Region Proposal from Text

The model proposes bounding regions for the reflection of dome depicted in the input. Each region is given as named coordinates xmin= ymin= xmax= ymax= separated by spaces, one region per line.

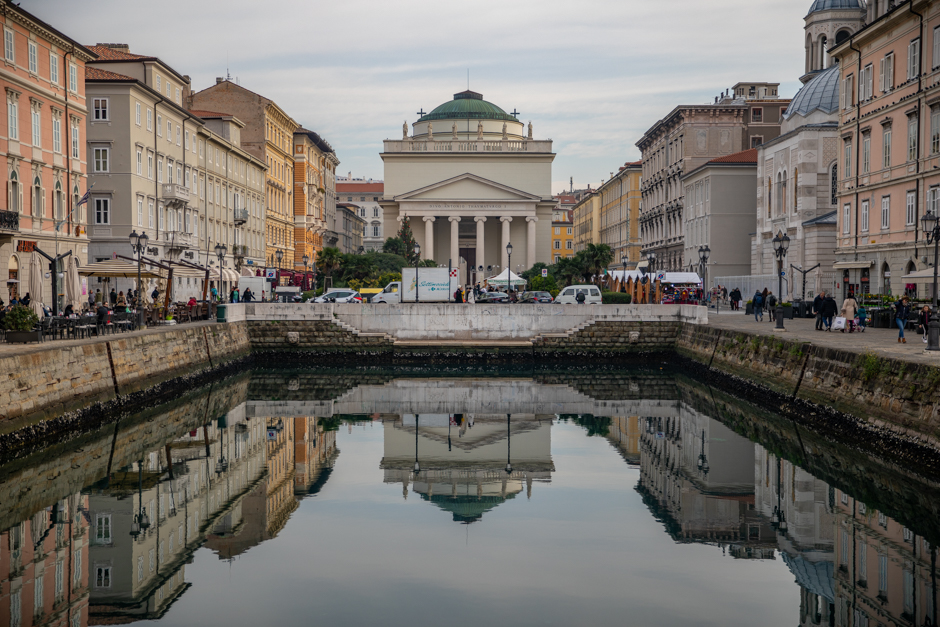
xmin=418 ymin=90 xmax=518 ymax=123
xmin=421 ymin=493 xmax=517 ymax=524
xmin=807 ymin=0 xmax=862 ymax=14
xmin=784 ymin=64 xmax=840 ymax=120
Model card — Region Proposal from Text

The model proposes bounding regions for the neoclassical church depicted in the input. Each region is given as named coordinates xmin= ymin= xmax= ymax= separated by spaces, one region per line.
xmin=752 ymin=0 xmax=865 ymax=295
xmin=379 ymin=91 xmax=556 ymax=284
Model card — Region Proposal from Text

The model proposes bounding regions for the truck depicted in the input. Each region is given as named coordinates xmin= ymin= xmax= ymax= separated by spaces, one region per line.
xmin=372 ymin=267 xmax=460 ymax=303
xmin=237 ymin=276 xmax=268 ymax=301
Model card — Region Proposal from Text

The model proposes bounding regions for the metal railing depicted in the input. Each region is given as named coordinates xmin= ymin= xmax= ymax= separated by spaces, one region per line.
xmin=0 ymin=209 xmax=19 ymax=231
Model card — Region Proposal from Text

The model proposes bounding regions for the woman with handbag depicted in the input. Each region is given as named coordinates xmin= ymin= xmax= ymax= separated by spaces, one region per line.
xmin=918 ymin=305 xmax=931 ymax=343
xmin=840 ymin=292 xmax=858 ymax=333
xmin=894 ymin=296 xmax=912 ymax=343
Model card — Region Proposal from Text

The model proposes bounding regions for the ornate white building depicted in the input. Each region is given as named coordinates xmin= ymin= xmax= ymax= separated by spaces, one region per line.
xmin=380 ymin=90 xmax=556 ymax=284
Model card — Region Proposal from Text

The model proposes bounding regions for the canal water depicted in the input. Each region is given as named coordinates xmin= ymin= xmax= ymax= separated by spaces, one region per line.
xmin=1 ymin=367 xmax=938 ymax=627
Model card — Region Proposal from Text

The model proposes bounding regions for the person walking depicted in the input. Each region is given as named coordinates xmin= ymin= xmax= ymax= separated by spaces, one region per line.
xmin=894 ymin=296 xmax=912 ymax=343
xmin=109 ymin=288 xmax=117 ymax=306
xmin=821 ymin=293 xmax=838 ymax=330
xmin=453 ymin=286 xmax=463 ymax=303
xmin=752 ymin=290 xmax=764 ymax=322
xmin=210 ymin=284 xmax=218 ymax=303
xmin=767 ymin=291 xmax=777 ymax=322
xmin=730 ymin=287 xmax=741 ymax=311
xmin=95 ymin=288 xmax=102 ymax=305
xmin=840 ymin=292 xmax=859 ymax=333
xmin=233 ymin=287 xmax=240 ymax=303
xmin=918 ymin=304 xmax=931 ymax=343
xmin=813 ymin=292 xmax=825 ymax=330
xmin=87 ymin=290 xmax=95 ymax=311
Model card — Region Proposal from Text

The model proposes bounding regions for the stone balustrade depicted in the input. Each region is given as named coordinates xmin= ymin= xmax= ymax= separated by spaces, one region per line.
xmin=383 ymin=139 xmax=554 ymax=153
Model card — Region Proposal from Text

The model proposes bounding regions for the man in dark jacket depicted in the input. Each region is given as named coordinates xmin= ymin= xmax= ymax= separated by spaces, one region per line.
xmin=813 ymin=292 xmax=825 ymax=330
xmin=821 ymin=294 xmax=838 ymax=331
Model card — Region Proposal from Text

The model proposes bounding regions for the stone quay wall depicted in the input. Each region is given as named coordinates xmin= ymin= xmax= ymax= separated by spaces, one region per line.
xmin=676 ymin=324 xmax=940 ymax=445
xmin=0 ymin=322 xmax=250 ymax=427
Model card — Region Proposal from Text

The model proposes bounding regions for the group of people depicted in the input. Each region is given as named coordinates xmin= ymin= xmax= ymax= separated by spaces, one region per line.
xmin=750 ymin=288 xmax=780 ymax=322
xmin=811 ymin=291 xmax=865 ymax=332
xmin=891 ymin=296 xmax=933 ymax=344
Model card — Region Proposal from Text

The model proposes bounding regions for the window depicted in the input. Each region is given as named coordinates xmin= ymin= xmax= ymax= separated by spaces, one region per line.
xmin=932 ymin=107 xmax=940 ymax=154
xmin=909 ymin=190 xmax=919 ymax=225
xmin=861 ymin=199 xmax=869 ymax=231
xmin=374 ymin=207 xmax=379 ymax=217
xmin=878 ymin=553 xmax=888 ymax=594
xmin=175 ymin=87 xmax=180 ymax=104
xmin=841 ymin=74 xmax=854 ymax=110
xmin=862 ymin=134 xmax=870 ymax=174
xmin=752 ymin=107 xmax=764 ymax=123
xmin=883 ymin=128 xmax=892 ymax=167
xmin=7 ymin=96 xmax=16 ymax=141
xmin=95 ymin=566 xmax=111 ymax=588
xmin=30 ymin=107 xmax=39 ymax=146
xmin=95 ymin=198 xmax=110 ymax=224
xmin=49 ymin=52 xmax=59 ymax=84
xmin=859 ymin=64 xmax=873 ymax=101
xmin=184 ymin=131 xmax=189 ymax=150
xmin=69 ymin=64 xmax=77 ymax=93
xmin=567 ymin=227 xmax=573 ymax=235
xmin=146 ymin=108 xmax=152 ymax=130
xmin=880 ymin=53 xmax=894 ymax=93
xmin=844 ymin=139 xmax=852 ymax=176
xmin=566 ymin=240 xmax=573 ymax=250
xmin=166 ymin=119 xmax=171 ymax=141
xmin=3 ymin=28 xmax=13 ymax=62
xmin=54 ymin=181 xmax=63 ymax=220
xmin=176 ymin=125 xmax=180 ymax=146
xmin=27 ymin=41 xmax=37 ymax=74
xmin=93 ymin=148 xmax=109 ymax=173
xmin=137 ymin=197 xmax=143 ymax=226
xmin=843 ymin=203 xmax=851 ymax=233
xmin=95 ymin=513 xmax=112 ymax=543
xmin=157 ymin=115 xmax=162 ymax=136
xmin=71 ymin=121 xmax=79 ymax=158
xmin=554 ymin=227 xmax=560 ymax=235
xmin=55 ymin=559 xmax=64 ymax=600
xmin=135 ymin=102 xmax=141 ymax=126
xmin=156 ymin=75 xmax=161 ymax=91
xmin=908 ymin=116 xmax=918 ymax=161
xmin=148 ymin=200 xmax=154 ymax=227
xmin=147 ymin=153 xmax=153 ymax=179
xmin=909 ymin=38 xmax=921 ymax=80
xmin=52 ymin=115 xmax=61 ymax=153
xmin=554 ymin=240 xmax=561 ymax=249
xmin=935 ymin=26 xmax=940 ymax=70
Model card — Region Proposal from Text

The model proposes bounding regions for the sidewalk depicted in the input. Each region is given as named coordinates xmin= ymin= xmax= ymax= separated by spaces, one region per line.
xmin=705 ymin=307 xmax=940 ymax=366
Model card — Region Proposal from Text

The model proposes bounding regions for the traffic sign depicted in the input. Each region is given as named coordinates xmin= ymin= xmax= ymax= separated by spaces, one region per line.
xmin=780 ymin=271 xmax=786 ymax=277
xmin=541 ymin=268 xmax=548 ymax=278
xmin=656 ymin=272 xmax=666 ymax=282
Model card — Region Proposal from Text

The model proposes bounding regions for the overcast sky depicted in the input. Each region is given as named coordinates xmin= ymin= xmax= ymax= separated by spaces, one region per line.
xmin=34 ymin=0 xmax=808 ymax=194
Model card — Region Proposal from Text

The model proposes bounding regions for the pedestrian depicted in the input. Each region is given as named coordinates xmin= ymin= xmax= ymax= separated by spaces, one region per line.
xmin=730 ymin=287 xmax=741 ymax=311
xmin=721 ymin=285 xmax=728 ymax=303
xmin=918 ymin=304 xmax=931 ymax=343
xmin=822 ymin=293 xmax=838 ymax=330
xmin=767 ymin=291 xmax=777 ymax=322
xmin=87 ymin=290 xmax=95 ymax=310
xmin=21 ymin=292 xmax=30 ymax=307
xmin=454 ymin=286 xmax=463 ymax=303
xmin=109 ymin=288 xmax=117 ymax=305
xmin=813 ymin=291 xmax=825 ymax=330
xmin=752 ymin=290 xmax=764 ymax=322
xmin=894 ymin=296 xmax=912 ymax=343
xmin=210 ymin=284 xmax=218 ymax=303
xmin=117 ymin=291 xmax=126 ymax=307
xmin=151 ymin=287 xmax=159 ymax=303
xmin=95 ymin=288 xmax=102 ymax=304
xmin=243 ymin=288 xmax=253 ymax=303
xmin=840 ymin=292 xmax=859 ymax=333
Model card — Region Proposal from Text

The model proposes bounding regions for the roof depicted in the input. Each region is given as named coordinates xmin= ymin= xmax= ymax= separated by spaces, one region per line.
xmin=295 ymin=127 xmax=334 ymax=154
xmin=785 ymin=64 xmax=840 ymax=120
xmin=807 ymin=0 xmax=863 ymax=15
xmin=85 ymin=67 xmax=135 ymax=82
xmin=555 ymin=195 xmax=577 ymax=203
xmin=802 ymin=210 xmax=837 ymax=226
xmin=188 ymin=109 xmax=233 ymax=119
xmin=337 ymin=183 xmax=384 ymax=193
xmin=2 ymin=4 xmax=97 ymax=62
xmin=86 ymin=44 xmax=156 ymax=61
xmin=709 ymin=148 xmax=759 ymax=164
xmin=419 ymin=91 xmax=518 ymax=123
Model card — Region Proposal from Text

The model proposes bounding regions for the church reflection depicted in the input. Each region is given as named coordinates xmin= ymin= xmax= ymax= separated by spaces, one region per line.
xmin=381 ymin=413 xmax=554 ymax=523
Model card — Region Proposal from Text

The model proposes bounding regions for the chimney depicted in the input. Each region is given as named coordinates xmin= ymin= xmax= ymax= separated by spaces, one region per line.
xmin=216 ymin=77 xmax=225 ymax=84
xmin=97 ymin=43 xmax=129 ymax=53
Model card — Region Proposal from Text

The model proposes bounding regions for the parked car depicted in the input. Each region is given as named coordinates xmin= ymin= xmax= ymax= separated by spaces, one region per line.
xmin=519 ymin=291 xmax=554 ymax=304
xmin=311 ymin=289 xmax=362 ymax=303
xmin=476 ymin=291 xmax=511 ymax=304
xmin=554 ymin=285 xmax=602 ymax=304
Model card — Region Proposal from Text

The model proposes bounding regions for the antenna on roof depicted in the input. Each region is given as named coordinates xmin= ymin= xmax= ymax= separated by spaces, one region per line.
xmin=467 ymin=68 xmax=469 ymax=91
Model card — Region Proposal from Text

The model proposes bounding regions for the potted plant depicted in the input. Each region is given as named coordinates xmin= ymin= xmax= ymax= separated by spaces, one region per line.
xmin=781 ymin=302 xmax=794 ymax=319
xmin=4 ymin=304 xmax=41 ymax=343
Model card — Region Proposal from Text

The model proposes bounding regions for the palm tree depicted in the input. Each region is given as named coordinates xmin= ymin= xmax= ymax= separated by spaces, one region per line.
xmin=585 ymin=244 xmax=614 ymax=287
xmin=316 ymin=247 xmax=343 ymax=278
xmin=554 ymin=256 xmax=582 ymax=286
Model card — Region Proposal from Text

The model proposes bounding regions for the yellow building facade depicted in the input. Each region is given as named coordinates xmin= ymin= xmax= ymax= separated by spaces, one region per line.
xmin=572 ymin=191 xmax=600 ymax=253
xmin=551 ymin=197 xmax=574 ymax=262
xmin=293 ymin=129 xmax=338 ymax=270
xmin=598 ymin=162 xmax=642 ymax=268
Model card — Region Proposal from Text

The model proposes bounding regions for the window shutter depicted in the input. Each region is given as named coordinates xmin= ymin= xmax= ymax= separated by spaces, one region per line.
xmin=888 ymin=54 xmax=894 ymax=89
xmin=935 ymin=28 xmax=940 ymax=69
xmin=880 ymin=58 xmax=885 ymax=92
xmin=840 ymin=77 xmax=846 ymax=110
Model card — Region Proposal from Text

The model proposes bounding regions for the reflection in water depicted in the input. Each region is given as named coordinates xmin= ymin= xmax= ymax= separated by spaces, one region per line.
xmin=0 ymin=370 xmax=938 ymax=626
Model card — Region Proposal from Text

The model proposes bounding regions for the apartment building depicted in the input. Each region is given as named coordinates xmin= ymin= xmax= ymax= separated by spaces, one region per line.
xmin=831 ymin=0 xmax=940 ymax=298
xmin=336 ymin=203 xmax=366 ymax=254
xmin=337 ymin=174 xmax=384 ymax=252
xmin=597 ymin=161 xmax=642 ymax=268
xmin=551 ymin=194 xmax=575 ymax=262
xmin=294 ymin=128 xmax=338 ymax=267
xmin=571 ymin=190 xmax=600 ymax=253
xmin=0 ymin=2 xmax=95 ymax=307
xmin=637 ymin=85 xmax=790 ymax=271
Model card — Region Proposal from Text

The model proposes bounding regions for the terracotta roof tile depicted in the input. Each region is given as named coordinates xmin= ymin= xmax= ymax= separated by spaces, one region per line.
xmin=86 ymin=45 xmax=156 ymax=61
xmin=188 ymin=109 xmax=232 ymax=119
xmin=708 ymin=148 xmax=758 ymax=164
xmin=85 ymin=67 xmax=136 ymax=81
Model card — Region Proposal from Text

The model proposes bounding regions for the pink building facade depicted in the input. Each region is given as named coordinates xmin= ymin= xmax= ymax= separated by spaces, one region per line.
xmin=0 ymin=3 xmax=95 ymax=307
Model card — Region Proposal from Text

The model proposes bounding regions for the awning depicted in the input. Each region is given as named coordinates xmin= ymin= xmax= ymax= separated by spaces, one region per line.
xmin=902 ymin=267 xmax=939 ymax=280
xmin=209 ymin=268 xmax=240 ymax=282
xmin=168 ymin=265 xmax=208 ymax=279
xmin=79 ymin=260 xmax=163 ymax=278
xmin=832 ymin=261 xmax=874 ymax=269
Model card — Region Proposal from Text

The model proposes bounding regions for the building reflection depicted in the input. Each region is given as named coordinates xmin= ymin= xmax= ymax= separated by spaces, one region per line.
xmin=606 ymin=416 xmax=642 ymax=466
xmin=381 ymin=414 xmax=554 ymax=523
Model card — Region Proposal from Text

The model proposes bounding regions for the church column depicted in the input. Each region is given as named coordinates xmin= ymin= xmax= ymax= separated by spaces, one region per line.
xmin=525 ymin=216 xmax=538 ymax=268
xmin=449 ymin=216 xmax=461 ymax=265
xmin=423 ymin=217 xmax=435 ymax=261
xmin=474 ymin=217 xmax=486 ymax=275
xmin=500 ymin=217 xmax=512 ymax=270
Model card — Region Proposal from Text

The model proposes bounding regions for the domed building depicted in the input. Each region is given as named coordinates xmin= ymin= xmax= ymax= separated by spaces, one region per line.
xmin=751 ymin=1 xmax=863 ymax=296
xmin=380 ymin=90 xmax=556 ymax=283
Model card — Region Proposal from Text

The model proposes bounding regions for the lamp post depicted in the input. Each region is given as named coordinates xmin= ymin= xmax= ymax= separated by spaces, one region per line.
xmin=506 ymin=242 xmax=513 ymax=295
xmin=275 ymin=249 xmax=283 ymax=291
xmin=128 ymin=230 xmax=148 ymax=320
xmin=772 ymin=231 xmax=790 ymax=331
xmin=698 ymin=245 xmax=710 ymax=307
xmin=130 ymin=459 xmax=150 ymax=538
xmin=646 ymin=251 xmax=657 ymax=304
xmin=621 ymin=255 xmax=628 ymax=293
xmin=414 ymin=242 xmax=420 ymax=303
xmin=921 ymin=210 xmax=940 ymax=351
xmin=414 ymin=414 xmax=420 ymax=474
xmin=215 ymin=243 xmax=227 ymax=302
xmin=696 ymin=429 xmax=709 ymax=476
xmin=302 ymin=254 xmax=310 ymax=292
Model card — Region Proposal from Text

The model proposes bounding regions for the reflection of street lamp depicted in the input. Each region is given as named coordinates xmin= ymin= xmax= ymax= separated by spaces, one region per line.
xmin=771 ymin=456 xmax=788 ymax=533
xmin=414 ymin=243 xmax=421 ymax=304
xmin=696 ymin=429 xmax=709 ymax=476
xmin=772 ymin=231 xmax=790 ymax=331
xmin=506 ymin=414 xmax=512 ymax=474
xmin=414 ymin=414 xmax=420 ymax=474
xmin=130 ymin=459 xmax=150 ymax=538
xmin=921 ymin=210 xmax=940 ymax=351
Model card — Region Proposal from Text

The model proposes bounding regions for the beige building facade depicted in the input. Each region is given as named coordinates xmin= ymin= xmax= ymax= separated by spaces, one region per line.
xmin=598 ymin=161 xmax=642 ymax=268
xmin=380 ymin=90 xmax=556 ymax=283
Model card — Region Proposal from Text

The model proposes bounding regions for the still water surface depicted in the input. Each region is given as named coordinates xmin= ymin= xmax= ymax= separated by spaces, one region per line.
xmin=1 ymin=369 xmax=936 ymax=627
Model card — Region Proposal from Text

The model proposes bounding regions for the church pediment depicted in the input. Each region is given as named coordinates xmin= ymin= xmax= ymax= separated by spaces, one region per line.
xmin=396 ymin=173 xmax=541 ymax=202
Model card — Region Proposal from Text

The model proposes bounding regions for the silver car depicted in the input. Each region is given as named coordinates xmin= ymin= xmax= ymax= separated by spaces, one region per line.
xmin=311 ymin=289 xmax=362 ymax=303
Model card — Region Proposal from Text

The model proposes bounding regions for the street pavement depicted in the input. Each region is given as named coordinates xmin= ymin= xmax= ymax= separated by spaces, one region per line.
xmin=705 ymin=305 xmax=940 ymax=366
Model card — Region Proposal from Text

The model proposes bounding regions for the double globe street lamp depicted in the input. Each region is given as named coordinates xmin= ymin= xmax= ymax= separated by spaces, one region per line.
xmin=772 ymin=231 xmax=790 ymax=331
xmin=215 ymin=242 xmax=227 ymax=302
xmin=645 ymin=251 xmax=657 ymax=303
xmin=921 ymin=211 xmax=940 ymax=351
xmin=414 ymin=242 xmax=421 ymax=303
xmin=128 ymin=230 xmax=149 ymax=320
xmin=506 ymin=242 xmax=513 ymax=296
xmin=698 ymin=245 xmax=711 ymax=307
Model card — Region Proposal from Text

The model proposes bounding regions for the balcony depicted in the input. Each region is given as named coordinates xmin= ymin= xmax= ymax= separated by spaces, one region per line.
xmin=0 ymin=209 xmax=19 ymax=232
xmin=161 ymin=184 xmax=190 ymax=206
xmin=232 ymin=244 xmax=249 ymax=258
xmin=234 ymin=208 xmax=249 ymax=226
xmin=165 ymin=230 xmax=195 ymax=250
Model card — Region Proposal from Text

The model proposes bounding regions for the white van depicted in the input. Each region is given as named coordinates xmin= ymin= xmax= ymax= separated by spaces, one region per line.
xmin=554 ymin=285 xmax=602 ymax=304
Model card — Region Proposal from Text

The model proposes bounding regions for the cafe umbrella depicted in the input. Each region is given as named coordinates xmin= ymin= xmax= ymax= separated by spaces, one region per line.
xmin=27 ymin=251 xmax=43 ymax=317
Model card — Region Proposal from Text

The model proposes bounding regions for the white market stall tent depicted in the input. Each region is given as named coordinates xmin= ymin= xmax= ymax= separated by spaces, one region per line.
xmin=485 ymin=269 xmax=527 ymax=288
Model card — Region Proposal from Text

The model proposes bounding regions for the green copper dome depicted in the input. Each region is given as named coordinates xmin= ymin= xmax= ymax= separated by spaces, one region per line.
xmin=419 ymin=90 xmax=519 ymax=123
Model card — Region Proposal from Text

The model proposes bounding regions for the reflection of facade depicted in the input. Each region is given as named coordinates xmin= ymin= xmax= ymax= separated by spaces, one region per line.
xmin=0 ymin=493 xmax=89 ymax=627
xmin=833 ymin=490 xmax=937 ymax=627
xmin=293 ymin=417 xmax=338 ymax=497
xmin=381 ymin=414 xmax=553 ymax=523
xmin=86 ymin=408 xmax=266 ymax=622
xmin=606 ymin=416 xmax=641 ymax=466
xmin=637 ymin=407 xmax=776 ymax=556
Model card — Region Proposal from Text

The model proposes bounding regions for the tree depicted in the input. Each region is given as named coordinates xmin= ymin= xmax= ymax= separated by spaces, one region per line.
xmin=521 ymin=262 xmax=549 ymax=282
xmin=338 ymin=254 xmax=378 ymax=282
xmin=420 ymin=259 xmax=437 ymax=267
xmin=398 ymin=217 xmax=419 ymax=264
xmin=367 ymin=252 xmax=409 ymax=274
xmin=584 ymin=243 xmax=614 ymax=286
xmin=553 ymin=256 xmax=583 ymax=286
xmin=382 ymin=237 xmax=406 ymax=257
xmin=316 ymin=247 xmax=343 ymax=278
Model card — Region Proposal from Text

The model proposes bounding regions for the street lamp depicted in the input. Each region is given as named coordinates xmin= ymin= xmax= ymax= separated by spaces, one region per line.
xmin=696 ymin=429 xmax=709 ymax=476
xmin=646 ymin=251 xmax=657 ymax=304
xmin=215 ymin=242 xmax=227 ymax=302
xmin=302 ymin=254 xmax=310 ymax=292
xmin=414 ymin=242 xmax=421 ymax=304
xmin=621 ymin=255 xmax=628 ymax=293
xmin=698 ymin=245 xmax=710 ymax=306
xmin=921 ymin=210 xmax=940 ymax=351
xmin=506 ymin=242 xmax=513 ymax=295
xmin=772 ymin=231 xmax=790 ymax=331
xmin=128 ymin=230 xmax=148 ymax=317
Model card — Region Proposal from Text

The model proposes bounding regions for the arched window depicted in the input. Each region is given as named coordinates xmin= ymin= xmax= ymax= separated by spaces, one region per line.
xmin=793 ymin=168 xmax=799 ymax=213
xmin=780 ymin=171 xmax=788 ymax=215
xmin=806 ymin=33 xmax=814 ymax=74
xmin=54 ymin=181 xmax=63 ymax=221
xmin=819 ymin=36 xmax=829 ymax=70
xmin=73 ymin=185 xmax=81 ymax=224
xmin=882 ymin=261 xmax=892 ymax=295
xmin=32 ymin=176 xmax=42 ymax=217
xmin=830 ymin=164 xmax=838 ymax=206
xmin=767 ymin=178 xmax=773 ymax=218
xmin=835 ymin=30 xmax=851 ymax=46
xmin=9 ymin=171 xmax=19 ymax=213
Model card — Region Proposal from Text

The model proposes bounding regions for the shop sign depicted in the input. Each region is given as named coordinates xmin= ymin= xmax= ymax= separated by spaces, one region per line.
xmin=16 ymin=240 xmax=37 ymax=252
